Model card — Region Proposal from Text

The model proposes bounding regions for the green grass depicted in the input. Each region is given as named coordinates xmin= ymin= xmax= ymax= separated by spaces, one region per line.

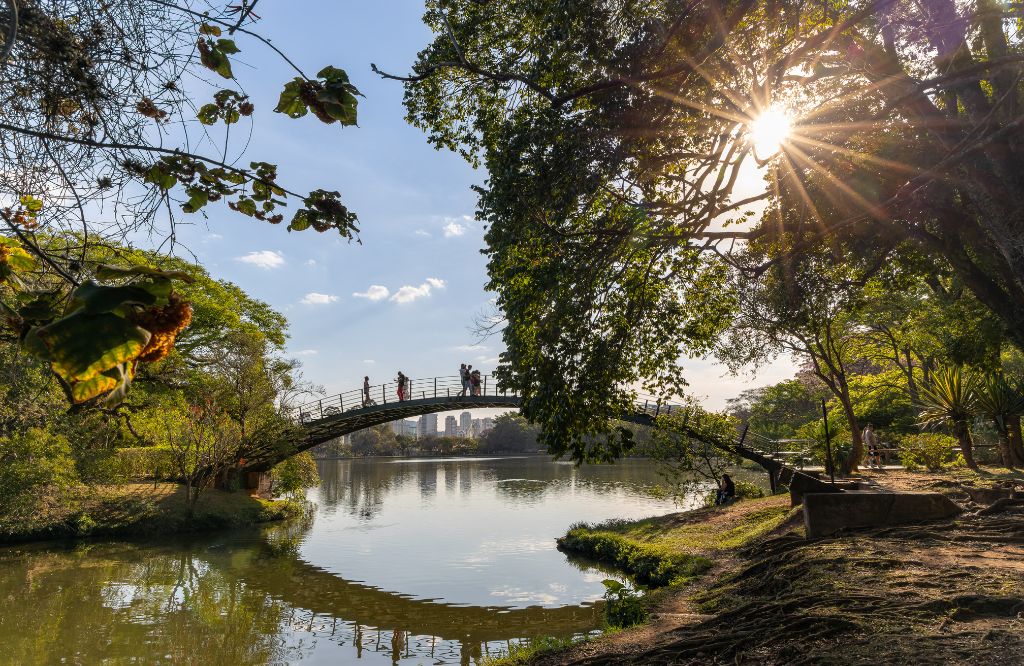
xmin=0 ymin=483 xmax=302 ymax=544
xmin=558 ymin=496 xmax=799 ymax=588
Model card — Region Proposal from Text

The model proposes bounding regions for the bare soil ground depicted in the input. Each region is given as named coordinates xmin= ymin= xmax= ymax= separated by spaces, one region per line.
xmin=536 ymin=468 xmax=1024 ymax=666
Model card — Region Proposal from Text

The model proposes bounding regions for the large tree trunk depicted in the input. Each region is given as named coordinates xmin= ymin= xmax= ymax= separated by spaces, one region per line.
xmin=955 ymin=422 xmax=980 ymax=471
xmin=994 ymin=422 xmax=1015 ymax=469
xmin=1007 ymin=415 xmax=1024 ymax=467
xmin=839 ymin=389 xmax=862 ymax=476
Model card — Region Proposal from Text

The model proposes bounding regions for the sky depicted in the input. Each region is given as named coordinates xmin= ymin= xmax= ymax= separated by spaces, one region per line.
xmin=165 ymin=1 xmax=797 ymax=417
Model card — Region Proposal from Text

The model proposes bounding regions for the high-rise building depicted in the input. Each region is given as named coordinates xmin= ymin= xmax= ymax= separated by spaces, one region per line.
xmin=418 ymin=413 xmax=438 ymax=438
xmin=471 ymin=419 xmax=483 ymax=438
xmin=391 ymin=419 xmax=416 ymax=437
xmin=482 ymin=417 xmax=494 ymax=433
xmin=460 ymin=411 xmax=472 ymax=437
xmin=444 ymin=415 xmax=458 ymax=437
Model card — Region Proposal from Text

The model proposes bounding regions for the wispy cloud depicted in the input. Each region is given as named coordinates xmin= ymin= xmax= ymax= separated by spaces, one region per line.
xmin=414 ymin=229 xmax=431 ymax=237
xmin=236 ymin=250 xmax=285 ymax=269
xmin=292 ymin=349 xmax=318 ymax=356
xmin=443 ymin=220 xmax=466 ymax=237
xmin=455 ymin=344 xmax=487 ymax=352
xmin=353 ymin=285 xmax=390 ymax=301
xmin=305 ymin=259 xmax=317 ymax=267
xmin=362 ymin=359 xmax=376 ymax=364
xmin=300 ymin=292 xmax=338 ymax=305
xmin=391 ymin=277 xmax=446 ymax=304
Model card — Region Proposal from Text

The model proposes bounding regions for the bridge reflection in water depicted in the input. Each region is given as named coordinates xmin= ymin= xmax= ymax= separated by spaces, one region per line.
xmin=0 ymin=455 xmax=695 ymax=665
xmin=0 ymin=527 xmax=606 ymax=666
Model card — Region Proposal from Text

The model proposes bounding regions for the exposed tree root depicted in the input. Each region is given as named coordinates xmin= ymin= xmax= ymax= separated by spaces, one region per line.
xmin=541 ymin=509 xmax=1024 ymax=666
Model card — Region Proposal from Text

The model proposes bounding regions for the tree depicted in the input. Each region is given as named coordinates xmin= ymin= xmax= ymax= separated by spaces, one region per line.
xmin=648 ymin=405 xmax=739 ymax=505
xmin=726 ymin=377 xmax=828 ymax=440
xmin=477 ymin=413 xmax=541 ymax=454
xmin=393 ymin=0 xmax=1024 ymax=460
xmin=0 ymin=0 xmax=362 ymax=407
xmin=975 ymin=374 xmax=1024 ymax=468
xmin=918 ymin=366 xmax=980 ymax=470
xmin=142 ymin=398 xmax=242 ymax=518
xmin=350 ymin=424 xmax=397 ymax=457
xmin=271 ymin=452 xmax=320 ymax=500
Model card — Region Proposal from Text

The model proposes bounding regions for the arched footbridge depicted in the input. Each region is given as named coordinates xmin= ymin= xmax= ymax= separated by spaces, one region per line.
xmin=248 ymin=375 xmax=843 ymax=498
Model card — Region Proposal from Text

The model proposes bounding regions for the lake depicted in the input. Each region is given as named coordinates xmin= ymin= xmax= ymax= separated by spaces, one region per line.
xmin=0 ymin=456 xmax=728 ymax=665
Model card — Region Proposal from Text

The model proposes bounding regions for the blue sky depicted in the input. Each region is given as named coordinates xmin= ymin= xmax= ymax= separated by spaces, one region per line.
xmin=167 ymin=1 xmax=795 ymax=413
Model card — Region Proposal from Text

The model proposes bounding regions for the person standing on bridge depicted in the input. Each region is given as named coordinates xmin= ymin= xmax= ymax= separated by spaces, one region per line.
xmin=470 ymin=368 xmax=482 ymax=396
xmin=396 ymin=371 xmax=408 ymax=402
xmin=459 ymin=363 xmax=469 ymax=397
xmin=363 ymin=376 xmax=372 ymax=407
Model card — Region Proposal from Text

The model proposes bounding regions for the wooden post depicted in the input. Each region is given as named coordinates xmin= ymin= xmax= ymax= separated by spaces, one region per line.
xmin=822 ymin=398 xmax=835 ymax=483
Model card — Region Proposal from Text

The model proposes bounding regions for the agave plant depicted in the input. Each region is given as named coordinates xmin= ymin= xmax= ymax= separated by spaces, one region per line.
xmin=976 ymin=374 xmax=1024 ymax=468
xmin=917 ymin=366 xmax=980 ymax=470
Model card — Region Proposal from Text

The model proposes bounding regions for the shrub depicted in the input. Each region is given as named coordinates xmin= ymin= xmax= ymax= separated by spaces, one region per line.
xmin=601 ymin=579 xmax=647 ymax=628
xmin=271 ymin=452 xmax=320 ymax=498
xmin=0 ymin=429 xmax=78 ymax=519
xmin=898 ymin=433 xmax=957 ymax=471
xmin=0 ymin=429 xmax=77 ymax=488
xmin=78 ymin=446 xmax=176 ymax=482
xmin=558 ymin=526 xmax=711 ymax=587
xmin=734 ymin=479 xmax=765 ymax=499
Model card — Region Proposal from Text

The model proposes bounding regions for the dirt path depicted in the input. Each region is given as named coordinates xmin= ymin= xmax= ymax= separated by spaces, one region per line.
xmin=536 ymin=470 xmax=1024 ymax=665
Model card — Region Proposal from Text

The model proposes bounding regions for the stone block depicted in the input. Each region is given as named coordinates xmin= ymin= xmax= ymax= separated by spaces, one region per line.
xmin=803 ymin=491 xmax=962 ymax=538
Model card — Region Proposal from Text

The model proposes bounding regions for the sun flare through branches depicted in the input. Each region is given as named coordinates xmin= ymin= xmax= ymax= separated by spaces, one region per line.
xmin=748 ymin=107 xmax=792 ymax=159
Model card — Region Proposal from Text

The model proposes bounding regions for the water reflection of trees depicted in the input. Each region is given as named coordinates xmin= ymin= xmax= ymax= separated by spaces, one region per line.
xmin=0 ymin=524 xmax=604 ymax=666
xmin=0 ymin=541 xmax=300 ymax=665
xmin=315 ymin=456 xmax=685 ymax=521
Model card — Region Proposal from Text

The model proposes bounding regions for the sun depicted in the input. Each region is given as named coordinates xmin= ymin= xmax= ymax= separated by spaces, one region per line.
xmin=748 ymin=107 xmax=792 ymax=157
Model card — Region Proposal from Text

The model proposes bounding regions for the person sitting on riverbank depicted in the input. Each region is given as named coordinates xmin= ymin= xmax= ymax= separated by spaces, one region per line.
xmin=715 ymin=474 xmax=736 ymax=506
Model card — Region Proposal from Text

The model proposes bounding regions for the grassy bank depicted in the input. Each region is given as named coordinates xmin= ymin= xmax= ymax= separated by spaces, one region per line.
xmin=524 ymin=468 xmax=1024 ymax=666
xmin=0 ymin=483 xmax=302 ymax=544
xmin=558 ymin=496 xmax=797 ymax=587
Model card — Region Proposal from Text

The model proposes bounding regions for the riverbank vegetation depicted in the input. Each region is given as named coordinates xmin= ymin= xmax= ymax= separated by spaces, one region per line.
xmin=525 ymin=469 xmax=1024 ymax=666
xmin=1 ymin=482 xmax=301 ymax=544
xmin=0 ymin=244 xmax=320 ymax=542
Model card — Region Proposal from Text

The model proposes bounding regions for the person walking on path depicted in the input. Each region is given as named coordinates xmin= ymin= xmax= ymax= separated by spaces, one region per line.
xmin=459 ymin=363 xmax=469 ymax=397
xmin=396 ymin=371 xmax=408 ymax=402
xmin=863 ymin=423 xmax=880 ymax=468
xmin=363 ymin=376 xmax=372 ymax=407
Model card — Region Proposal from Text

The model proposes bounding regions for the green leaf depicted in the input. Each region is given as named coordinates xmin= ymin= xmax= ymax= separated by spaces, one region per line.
xmin=601 ymin=579 xmax=625 ymax=593
xmin=198 ymin=23 xmax=221 ymax=36
xmin=235 ymin=198 xmax=257 ymax=216
xmin=274 ymin=78 xmax=308 ymax=118
xmin=68 ymin=281 xmax=157 ymax=315
xmin=216 ymin=38 xmax=240 ymax=54
xmin=199 ymin=42 xmax=233 ymax=79
xmin=182 ymin=187 xmax=210 ymax=213
xmin=19 ymin=195 xmax=43 ymax=212
xmin=94 ymin=264 xmax=194 ymax=282
xmin=197 ymin=103 xmax=220 ymax=125
xmin=29 ymin=311 xmax=151 ymax=385
xmin=289 ymin=209 xmax=310 ymax=231
xmin=0 ymin=237 xmax=37 ymax=272
xmin=144 ymin=164 xmax=177 ymax=190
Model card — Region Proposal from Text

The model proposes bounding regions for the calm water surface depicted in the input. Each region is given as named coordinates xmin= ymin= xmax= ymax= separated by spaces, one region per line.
xmin=0 ymin=456 xmax=723 ymax=665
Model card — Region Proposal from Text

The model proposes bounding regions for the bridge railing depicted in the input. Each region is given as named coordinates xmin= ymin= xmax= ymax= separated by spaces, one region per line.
xmin=286 ymin=374 xmax=520 ymax=423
